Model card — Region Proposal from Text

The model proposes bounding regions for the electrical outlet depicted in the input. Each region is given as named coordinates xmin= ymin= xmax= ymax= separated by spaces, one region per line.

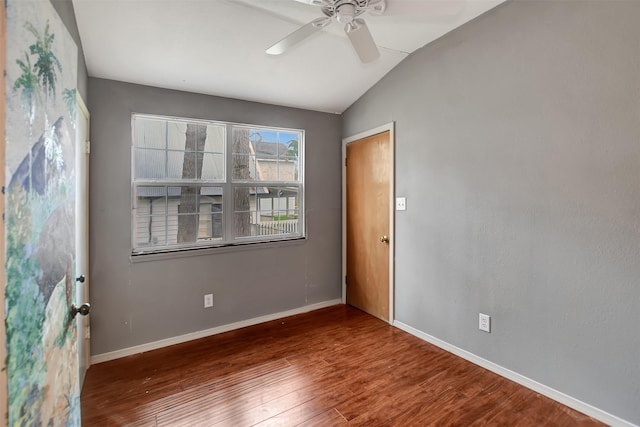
xmin=396 ymin=197 xmax=407 ymax=211
xmin=204 ymin=294 xmax=214 ymax=308
xmin=479 ymin=313 xmax=491 ymax=333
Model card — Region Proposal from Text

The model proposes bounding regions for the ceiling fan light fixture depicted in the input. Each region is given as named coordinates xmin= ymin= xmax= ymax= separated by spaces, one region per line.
xmin=336 ymin=3 xmax=356 ymax=24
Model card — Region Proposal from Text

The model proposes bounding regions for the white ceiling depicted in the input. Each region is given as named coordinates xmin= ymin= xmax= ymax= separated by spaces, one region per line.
xmin=72 ymin=0 xmax=505 ymax=113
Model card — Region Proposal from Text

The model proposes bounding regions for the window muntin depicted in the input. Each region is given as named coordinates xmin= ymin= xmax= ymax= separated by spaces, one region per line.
xmin=132 ymin=114 xmax=304 ymax=254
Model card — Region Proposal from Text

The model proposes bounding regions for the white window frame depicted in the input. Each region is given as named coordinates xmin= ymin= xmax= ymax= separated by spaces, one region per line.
xmin=131 ymin=113 xmax=305 ymax=255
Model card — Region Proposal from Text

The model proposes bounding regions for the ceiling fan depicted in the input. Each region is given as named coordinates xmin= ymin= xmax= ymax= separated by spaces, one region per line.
xmin=265 ymin=0 xmax=387 ymax=63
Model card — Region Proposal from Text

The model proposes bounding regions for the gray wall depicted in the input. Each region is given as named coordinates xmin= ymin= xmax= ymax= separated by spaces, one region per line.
xmin=343 ymin=1 xmax=640 ymax=424
xmin=50 ymin=0 xmax=88 ymax=101
xmin=88 ymin=78 xmax=342 ymax=355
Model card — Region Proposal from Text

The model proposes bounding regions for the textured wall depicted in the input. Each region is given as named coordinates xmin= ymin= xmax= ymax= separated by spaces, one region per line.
xmin=343 ymin=1 xmax=640 ymax=424
xmin=88 ymin=78 xmax=342 ymax=355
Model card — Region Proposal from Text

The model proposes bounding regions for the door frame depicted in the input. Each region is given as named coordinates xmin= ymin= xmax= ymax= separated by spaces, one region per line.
xmin=75 ymin=92 xmax=90 ymax=385
xmin=342 ymin=122 xmax=395 ymax=323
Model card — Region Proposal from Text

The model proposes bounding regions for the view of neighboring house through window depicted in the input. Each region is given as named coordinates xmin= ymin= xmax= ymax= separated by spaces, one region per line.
xmin=132 ymin=114 xmax=304 ymax=254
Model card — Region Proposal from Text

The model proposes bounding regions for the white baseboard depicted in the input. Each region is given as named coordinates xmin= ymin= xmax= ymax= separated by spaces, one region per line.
xmin=91 ymin=299 xmax=342 ymax=365
xmin=393 ymin=321 xmax=636 ymax=427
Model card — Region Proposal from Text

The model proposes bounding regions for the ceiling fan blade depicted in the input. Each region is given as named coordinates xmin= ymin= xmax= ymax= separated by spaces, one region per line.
xmin=345 ymin=18 xmax=380 ymax=63
xmin=382 ymin=0 xmax=463 ymax=17
xmin=266 ymin=17 xmax=332 ymax=55
xmin=292 ymin=0 xmax=330 ymax=5
xmin=365 ymin=0 xmax=387 ymax=15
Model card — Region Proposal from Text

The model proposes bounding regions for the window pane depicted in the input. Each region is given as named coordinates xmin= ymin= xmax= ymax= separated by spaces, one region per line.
xmin=201 ymin=153 xmax=224 ymax=181
xmin=134 ymin=117 xmax=166 ymax=150
xmin=211 ymin=204 xmax=223 ymax=239
xmin=255 ymin=216 xmax=299 ymax=236
xmin=198 ymin=204 xmax=212 ymax=239
xmin=279 ymin=155 xmax=298 ymax=181
xmin=135 ymin=149 xmax=166 ymax=179
xmin=174 ymin=187 xmax=222 ymax=243
xmin=134 ymin=187 xmax=169 ymax=248
xmin=135 ymin=186 xmax=167 ymax=216
xmin=174 ymin=214 xmax=201 ymax=244
xmin=205 ymin=125 xmax=225 ymax=153
xmin=165 ymin=214 xmax=180 ymax=245
xmin=233 ymin=186 xmax=257 ymax=238
xmin=168 ymin=151 xmax=212 ymax=180
xmin=258 ymin=187 xmax=299 ymax=236
xmin=166 ymin=151 xmax=187 ymax=179
xmin=174 ymin=186 xmax=199 ymax=215
xmin=231 ymin=154 xmax=255 ymax=181
xmin=197 ymin=194 xmax=223 ymax=241
xmin=231 ymin=126 xmax=300 ymax=183
xmin=233 ymin=186 xmax=300 ymax=239
xmin=135 ymin=215 xmax=168 ymax=248
xmin=197 ymin=202 xmax=223 ymax=241
xmin=234 ymin=213 xmax=255 ymax=238
xmin=279 ymin=132 xmax=300 ymax=181
xmin=166 ymin=121 xmax=187 ymax=151
xmin=254 ymin=153 xmax=278 ymax=181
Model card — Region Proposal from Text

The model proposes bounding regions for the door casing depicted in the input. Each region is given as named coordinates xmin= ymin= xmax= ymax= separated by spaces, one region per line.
xmin=76 ymin=93 xmax=90 ymax=386
xmin=342 ymin=122 xmax=395 ymax=323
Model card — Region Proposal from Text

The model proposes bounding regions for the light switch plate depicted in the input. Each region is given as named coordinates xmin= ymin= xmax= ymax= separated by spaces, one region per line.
xmin=396 ymin=197 xmax=407 ymax=211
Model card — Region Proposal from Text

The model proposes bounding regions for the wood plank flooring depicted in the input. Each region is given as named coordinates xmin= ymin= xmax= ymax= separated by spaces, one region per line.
xmin=81 ymin=305 xmax=603 ymax=426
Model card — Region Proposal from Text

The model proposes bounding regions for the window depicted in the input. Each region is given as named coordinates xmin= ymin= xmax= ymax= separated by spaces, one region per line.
xmin=132 ymin=114 xmax=304 ymax=254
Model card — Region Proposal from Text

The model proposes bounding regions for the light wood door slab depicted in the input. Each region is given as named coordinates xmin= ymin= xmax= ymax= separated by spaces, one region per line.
xmin=346 ymin=131 xmax=391 ymax=321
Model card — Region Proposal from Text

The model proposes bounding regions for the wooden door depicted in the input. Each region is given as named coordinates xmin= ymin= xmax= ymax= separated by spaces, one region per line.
xmin=76 ymin=95 xmax=91 ymax=385
xmin=346 ymin=131 xmax=391 ymax=321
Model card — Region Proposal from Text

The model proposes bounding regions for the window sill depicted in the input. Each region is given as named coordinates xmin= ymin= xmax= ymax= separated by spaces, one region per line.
xmin=129 ymin=237 xmax=307 ymax=264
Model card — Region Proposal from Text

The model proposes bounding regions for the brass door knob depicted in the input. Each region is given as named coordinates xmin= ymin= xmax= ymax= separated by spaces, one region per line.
xmin=380 ymin=235 xmax=389 ymax=243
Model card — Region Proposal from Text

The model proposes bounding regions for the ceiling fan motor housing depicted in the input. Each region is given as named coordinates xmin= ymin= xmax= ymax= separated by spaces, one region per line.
xmin=268 ymin=0 xmax=386 ymax=63
xmin=322 ymin=0 xmax=370 ymax=20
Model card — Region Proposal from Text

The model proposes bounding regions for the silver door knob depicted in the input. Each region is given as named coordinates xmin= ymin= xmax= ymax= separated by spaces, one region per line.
xmin=70 ymin=303 xmax=90 ymax=319
xmin=380 ymin=235 xmax=389 ymax=243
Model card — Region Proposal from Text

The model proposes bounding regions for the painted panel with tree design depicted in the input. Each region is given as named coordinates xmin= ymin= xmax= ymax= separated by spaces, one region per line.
xmin=5 ymin=1 xmax=80 ymax=424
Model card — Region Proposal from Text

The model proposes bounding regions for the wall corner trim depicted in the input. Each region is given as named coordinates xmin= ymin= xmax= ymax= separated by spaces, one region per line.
xmin=91 ymin=299 xmax=343 ymax=365
xmin=393 ymin=321 xmax=637 ymax=427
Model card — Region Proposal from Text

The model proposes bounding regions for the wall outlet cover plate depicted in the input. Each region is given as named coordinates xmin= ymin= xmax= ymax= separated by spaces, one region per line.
xmin=479 ymin=313 xmax=491 ymax=333
xmin=204 ymin=294 xmax=214 ymax=308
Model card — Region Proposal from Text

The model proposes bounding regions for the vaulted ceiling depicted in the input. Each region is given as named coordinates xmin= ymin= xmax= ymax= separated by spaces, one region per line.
xmin=72 ymin=0 xmax=505 ymax=113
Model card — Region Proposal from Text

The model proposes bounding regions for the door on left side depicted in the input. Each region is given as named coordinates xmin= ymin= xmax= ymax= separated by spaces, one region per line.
xmin=5 ymin=0 xmax=83 ymax=423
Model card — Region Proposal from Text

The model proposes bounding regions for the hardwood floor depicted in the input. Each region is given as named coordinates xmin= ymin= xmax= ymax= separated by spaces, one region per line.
xmin=81 ymin=305 xmax=603 ymax=426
